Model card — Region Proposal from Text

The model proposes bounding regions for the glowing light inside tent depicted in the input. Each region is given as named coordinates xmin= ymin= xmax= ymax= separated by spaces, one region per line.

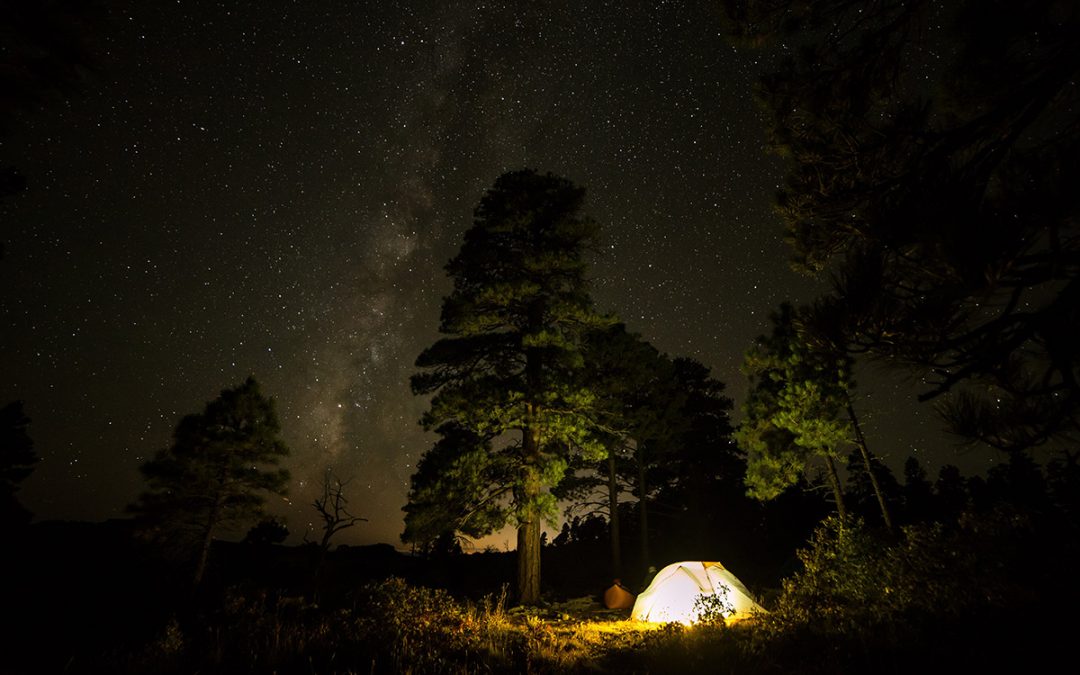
xmin=631 ymin=561 xmax=765 ymax=625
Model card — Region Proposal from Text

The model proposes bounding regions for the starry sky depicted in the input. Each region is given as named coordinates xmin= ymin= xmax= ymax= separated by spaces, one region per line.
xmin=2 ymin=0 xmax=948 ymax=548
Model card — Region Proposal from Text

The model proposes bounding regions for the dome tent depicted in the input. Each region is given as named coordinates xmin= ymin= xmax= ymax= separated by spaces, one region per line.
xmin=631 ymin=561 xmax=764 ymax=624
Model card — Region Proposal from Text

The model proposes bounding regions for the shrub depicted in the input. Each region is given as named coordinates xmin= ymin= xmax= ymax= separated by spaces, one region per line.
xmin=691 ymin=589 xmax=735 ymax=625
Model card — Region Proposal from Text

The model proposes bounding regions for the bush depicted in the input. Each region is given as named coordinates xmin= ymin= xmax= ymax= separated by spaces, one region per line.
xmin=355 ymin=577 xmax=518 ymax=672
xmin=740 ymin=510 xmax=1068 ymax=673
xmin=691 ymin=590 xmax=735 ymax=626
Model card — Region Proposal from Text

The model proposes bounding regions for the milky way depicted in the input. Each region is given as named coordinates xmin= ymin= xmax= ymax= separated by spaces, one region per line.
xmin=1 ymin=1 xmax=945 ymax=547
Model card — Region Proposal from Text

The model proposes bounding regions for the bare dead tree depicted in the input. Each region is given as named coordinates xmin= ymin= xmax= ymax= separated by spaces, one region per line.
xmin=311 ymin=468 xmax=367 ymax=596
xmin=313 ymin=468 xmax=367 ymax=553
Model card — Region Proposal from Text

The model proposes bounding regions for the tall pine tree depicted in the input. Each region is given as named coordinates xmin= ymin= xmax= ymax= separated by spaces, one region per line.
xmin=407 ymin=170 xmax=611 ymax=604
xmin=737 ymin=303 xmax=893 ymax=527
xmin=129 ymin=377 xmax=290 ymax=586
xmin=723 ymin=0 xmax=1080 ymax=451
xmin=554 ymin=324 xmax=676 ymax=579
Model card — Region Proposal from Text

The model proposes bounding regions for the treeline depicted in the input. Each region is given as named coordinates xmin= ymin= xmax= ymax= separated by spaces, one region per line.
xmin=403 ymin=0 xmax=1080 ymax=618
xmin=401 ymin=170 xmax=778 ymax=602
xmin=534 ymin=440 xmax=1080 ymax=598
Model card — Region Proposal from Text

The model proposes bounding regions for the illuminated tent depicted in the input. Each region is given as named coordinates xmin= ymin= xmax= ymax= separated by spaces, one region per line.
xmin=631 ymin=561 xmax=764 ymax=624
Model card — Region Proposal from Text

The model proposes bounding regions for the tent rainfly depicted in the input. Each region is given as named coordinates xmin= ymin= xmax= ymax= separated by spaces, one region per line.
xmin=631 ymin=561 xmax=765 ymax=624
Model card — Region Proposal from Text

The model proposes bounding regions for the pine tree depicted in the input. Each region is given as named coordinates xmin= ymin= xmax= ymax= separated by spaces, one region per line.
xmin=406 ymin=170 xmax=612 ymax=604
xmin=901 ymin=456 xmax=936 ymax=524
xmin=557 ymin=331 xmax=743 ymax=578
xmin=737 ymin=305 xmax=850 ymax=518
xmin=653 ymin=358 xmax=740 ymax=518
xmin=0 ymin=401 xmax=37 ymax=529
xmin=553 ymin=325 xmax=659 ymax=578
xmin=556 ymin=324 xmax=686 ymax=578
xmin=737 ymin=303 xmax=893 ymax=527
xmin=723 ymin=0 xmax=1080 ymax=451
xmin=129 ymin=377 xmax=290 ymax=586
xmin=403 ymin=424 xmax=507 ymax=546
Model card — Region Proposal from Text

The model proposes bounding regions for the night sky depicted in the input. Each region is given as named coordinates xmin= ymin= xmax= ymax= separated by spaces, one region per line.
xmin=2 ymin=0 xmax=946 ymax=548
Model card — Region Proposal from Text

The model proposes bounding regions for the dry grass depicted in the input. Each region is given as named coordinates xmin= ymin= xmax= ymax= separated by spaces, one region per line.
xmin=94 ymin=581 xmax=751 ymax=674
xmin=501 ymin=599 xmax=668 ymax=671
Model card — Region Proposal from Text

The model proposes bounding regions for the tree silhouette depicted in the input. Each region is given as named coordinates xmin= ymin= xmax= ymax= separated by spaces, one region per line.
xmin=311 ymin=468 xmax=367 ymax=589
xmin=403 ymin=423 xmax=506 ymax=548
xmin=737 ymin=305 xmax=847 ymax=517
xmin=618 ymin=355 xmax=737 ymax=574
xmin=555 ymin=324 xmax=677 ymax=578
xmin=312 ymin=468 xmax=367 ymax=552
xmin=407 ymin=169 xmax=612 ymax=604
xmin=0 ymin=401 xmax=37 ymax=529
xmin=845 ymin=449 xmax=901 ymax=527
xmin=935 ymin=464 xmax=969 ymax=521
xmin=556 ymin=332 xmax=743 ymax=579
xmin=244 ymin=516 xmax=288 ymax=546
xmin=737 ymin=303 xmax=894 ymax=526
xmin=723 ymin=0 xmax=1080 ymax=451
xmin=651 ymin=357 xmax=740 ymax=522
xmin=900 ymin=456 xmax=936 ymax=524
xmin=129 ymin=377 xmax=290 ymax=586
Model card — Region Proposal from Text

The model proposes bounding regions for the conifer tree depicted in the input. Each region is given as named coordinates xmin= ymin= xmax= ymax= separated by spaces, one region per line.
xmin=557 ymin=331 xmax=742 ymax=578
xmin=555 ymin=324 xmax=677 ymax=578
xmin=653 ymin=357 xmax=740 ymax=517
xmin=737 ymin=304 xmax=893 ymax=527
xmin=723 ymin=0 xmax=1080 ymax=451
xmin=130 ymin=377 xmax=290 ymax=586
xmin=0 ymin=401 xmax=37 ymax=529
xmin=737 ymin=305 xmax=850 ymax=517
xmin=406 ymin=169 xmax=611 ymax=604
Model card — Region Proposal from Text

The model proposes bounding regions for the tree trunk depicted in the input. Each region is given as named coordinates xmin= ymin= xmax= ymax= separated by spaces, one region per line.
xmin=823 ymin=454 xmax=847 ymax=520
xmin=636 ymin=441 xmax=650 ymax=576
xmin=516 ymin=305 xmax=544 ymax=605
xmin=193 ymin=500 xmax=220 ymax=587
xmin=846 ymin=399 xmax=894 ymax=530
xmin=607 ymin=448 xmax=622 ymax=579
xmin=517 ymin=458 xmax=542 ymax=604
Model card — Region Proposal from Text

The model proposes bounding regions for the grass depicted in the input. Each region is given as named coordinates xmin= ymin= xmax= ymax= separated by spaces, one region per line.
xmin=72 ymin=579 xmax=758 ymax=674
xmin=47 ymin=570 xmax=1067 ymax=675
xmin=52 ymin=512 xmax=1074 ymax=674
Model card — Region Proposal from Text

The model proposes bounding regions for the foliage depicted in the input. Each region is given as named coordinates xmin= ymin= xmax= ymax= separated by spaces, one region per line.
xmin=77 ymin=577 xmax=765 ymax=675
xmin=355 ymin=578 xmax=512 ymax=672
xmin=762 ymin=513 xmax=1032 ymax=637
xmin=243 ymin=516 xmax=288 ymax=546
xmin=405 ymin=169 xmax=613 ymax=602
xmin=556 ymin=325 xmax=672 ymax=504
xmin=0 ymin=400 xmax=37 ymax=528
xmin=129 ymin=377 xmax=290 ymax=584
xmin=844 ymin=449 xmax=901 ymax=525
xmin=653 ymin=357 xmax=740 ymax=507
xmin=735 ymin=304 xmax=852 ymax=504
xmin=690 ymin=589 xmax=735 ymax=626
xmin=404 ymin=423 xmax=510 ymax=544
xmin=724 ymin=0 xmax=1080 ymax=451
xmin=556 ymin=326 xmax=743 ymax=577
